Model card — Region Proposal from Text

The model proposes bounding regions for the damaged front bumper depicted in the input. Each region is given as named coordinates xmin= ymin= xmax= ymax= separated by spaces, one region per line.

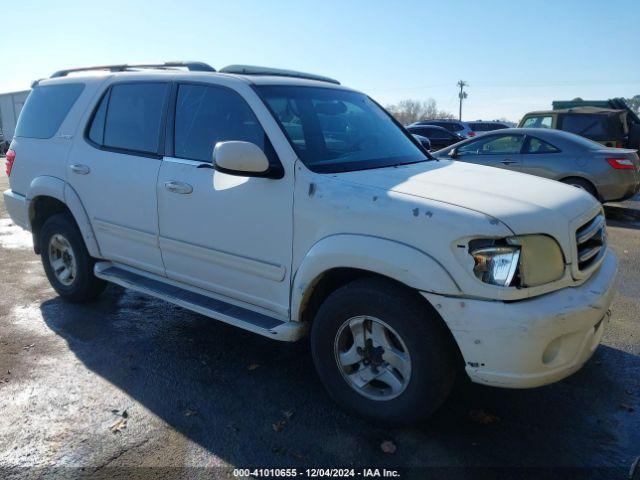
xmin=422 ymin=249 xmax=618 ymax=388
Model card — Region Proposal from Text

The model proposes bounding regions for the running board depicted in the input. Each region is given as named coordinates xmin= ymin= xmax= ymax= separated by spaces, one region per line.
xmin=94 ymin=262 xmax=306 ymax=342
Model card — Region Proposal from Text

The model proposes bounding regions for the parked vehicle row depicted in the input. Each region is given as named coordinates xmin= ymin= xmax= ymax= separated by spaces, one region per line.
xmin=2 ymin=62 xmax=620 ymax=426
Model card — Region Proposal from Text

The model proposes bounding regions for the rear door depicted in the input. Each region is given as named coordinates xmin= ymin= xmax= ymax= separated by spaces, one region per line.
xmin=67 ymin=81 xmax=170 ymax=275
xmin=518 ymin=135 xmax=566 ymax=179
xmin=455 ymin=133 xmax=525 ymax=170
xmin=558 ymin=113 xmax=621 ymax=147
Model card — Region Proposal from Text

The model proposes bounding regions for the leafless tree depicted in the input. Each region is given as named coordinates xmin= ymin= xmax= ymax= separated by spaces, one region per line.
xmin=385 ymin=99 xmax=454 ymax=125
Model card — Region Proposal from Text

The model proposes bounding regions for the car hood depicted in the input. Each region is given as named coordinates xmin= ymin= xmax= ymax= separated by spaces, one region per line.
xmin=334 ymin=160 xmax=599 ymax=235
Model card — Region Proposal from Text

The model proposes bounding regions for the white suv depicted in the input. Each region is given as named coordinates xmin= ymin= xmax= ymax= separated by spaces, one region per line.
xmin=3 ymin=62 xmax=617 ymax=425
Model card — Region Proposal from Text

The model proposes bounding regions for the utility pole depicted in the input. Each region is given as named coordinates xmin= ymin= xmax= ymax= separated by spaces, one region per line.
xmin=457 ymin=80 xmax=468 ymax=121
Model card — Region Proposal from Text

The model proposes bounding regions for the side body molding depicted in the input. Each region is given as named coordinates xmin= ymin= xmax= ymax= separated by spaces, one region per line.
xmin=26 ymin=176 xmax=102 ymax=258
xmin=291 ymin=234 xmax=461 ymax=322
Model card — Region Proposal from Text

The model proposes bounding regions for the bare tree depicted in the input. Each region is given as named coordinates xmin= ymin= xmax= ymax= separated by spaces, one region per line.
xmin=626 ymin=95 xmax=640 ymax=114
xmin=386 ymin=98 xmax=454 ymax=124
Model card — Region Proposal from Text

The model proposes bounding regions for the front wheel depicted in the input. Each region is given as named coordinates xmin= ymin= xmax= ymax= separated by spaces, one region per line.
xmin=310 ymin=278 xmax=457 ymax=425
xmin=39 ymin=213 xmax=106 ymax=302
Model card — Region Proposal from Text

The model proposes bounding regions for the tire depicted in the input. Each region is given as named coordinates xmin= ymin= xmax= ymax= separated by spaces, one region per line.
xmin=561 ymin=177 xmax=599 ymax=199
xmin=310 ymin=277 xmax=457 ymax=426
xmin=39 ymin=213 xmax=106 ymax=302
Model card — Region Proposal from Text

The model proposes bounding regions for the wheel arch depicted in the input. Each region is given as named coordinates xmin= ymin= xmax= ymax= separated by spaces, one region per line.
xmin=291 ymin=234 xmax=461 ymax=323
xmin=27 ymin=176 xmax=101 ymax=257
xmin=558 ymin=175 xmax=600 ymax=199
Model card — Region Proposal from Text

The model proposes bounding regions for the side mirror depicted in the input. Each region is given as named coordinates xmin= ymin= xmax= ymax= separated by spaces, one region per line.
xmin=213 ymin=141 xmax=281 ymax=178
xmin=448 ymin=147 xmax=458 ymax=159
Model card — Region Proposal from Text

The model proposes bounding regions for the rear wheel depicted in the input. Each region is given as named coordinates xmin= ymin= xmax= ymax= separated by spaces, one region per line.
xmin=310 ymin=277 xmax=457 ymax=425
xmin=39 ymin=213 xmax=106 ymax=302
xmin=561 ymin=177 xmax=598 ymax=199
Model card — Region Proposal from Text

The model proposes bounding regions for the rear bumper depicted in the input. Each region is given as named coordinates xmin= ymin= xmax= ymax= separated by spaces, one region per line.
xmin=3 ymin=189 xmax=30 ymax=230
xmin=598 ymin=172 xmax=640 ymax=202
xmin=422 ymin=249 xmax=618 ymax=388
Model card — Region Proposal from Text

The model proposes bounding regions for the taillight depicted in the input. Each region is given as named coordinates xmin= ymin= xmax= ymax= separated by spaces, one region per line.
xmin=5 ymin=149 xmax=15 ymax=176
xmin=606 ymin=157 xmax=635 ymax=170
xmin=468 ymin=131 xmax=476 ymax=137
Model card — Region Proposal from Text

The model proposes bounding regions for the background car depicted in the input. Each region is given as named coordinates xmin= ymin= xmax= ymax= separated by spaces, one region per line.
xmin=518 ymin=107 xmax=640 ymax=150
xmin=433 ymin=128 xmax=640 ymax=202
xmin=411 ymin=133 xmax=431 ymax=151
xmin=409 ymin=119 xmax=474 ymax=138
xmin=406 ymin=124 xmax=463 ymax=150
xmin=468 ymin=120 xmax=512 ymax=136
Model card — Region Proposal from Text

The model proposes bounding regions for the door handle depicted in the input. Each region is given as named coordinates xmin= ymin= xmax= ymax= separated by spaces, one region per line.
xmin=501 ymin=159 xmax=518 ymax=165
xmin=164 ymin=181 xmax=193 ymax=195
xmin=69 ymin=164 xmax=90 ymax=175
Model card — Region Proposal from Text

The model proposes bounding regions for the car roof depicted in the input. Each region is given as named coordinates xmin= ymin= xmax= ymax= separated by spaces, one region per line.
xmin=407 ymin=124 xmax=451 ymax=132
xmin=462 ymin=127 xmax=607 ymax=145
xmin=37 ymin=70 xmax=351 ymax=91
xmin=34 ymin=64 xmax=350 ymax=91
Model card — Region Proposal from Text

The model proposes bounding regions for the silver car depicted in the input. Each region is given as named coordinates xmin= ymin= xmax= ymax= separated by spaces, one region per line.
xmin=434 ymin=128 xmax=640 ymax=202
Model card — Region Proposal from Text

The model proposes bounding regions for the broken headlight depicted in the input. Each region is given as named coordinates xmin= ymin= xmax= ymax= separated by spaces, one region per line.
xmin=469 ymin=235 xmax=564 ymax=287
xmin=470 ymin=243 xmax=520 ymax=287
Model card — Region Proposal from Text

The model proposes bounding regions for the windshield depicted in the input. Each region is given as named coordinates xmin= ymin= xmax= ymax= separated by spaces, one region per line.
xmin=256 ymin=85 xmax=429 ymax=173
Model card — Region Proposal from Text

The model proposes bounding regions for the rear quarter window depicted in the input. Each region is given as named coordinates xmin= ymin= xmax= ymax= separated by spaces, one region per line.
xmin=15 ymin=83 xmax=85 ymax=139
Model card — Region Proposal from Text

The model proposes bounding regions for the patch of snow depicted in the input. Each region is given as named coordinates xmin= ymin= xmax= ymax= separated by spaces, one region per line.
xmin=0 ymin=218 xmax=33 ymax=249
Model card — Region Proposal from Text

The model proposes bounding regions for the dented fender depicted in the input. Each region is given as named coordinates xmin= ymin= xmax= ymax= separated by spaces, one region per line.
xmin=290 ymin=233 xmax=461 ymax=321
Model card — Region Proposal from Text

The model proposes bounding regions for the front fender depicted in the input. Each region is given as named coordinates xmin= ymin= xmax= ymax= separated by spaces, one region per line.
xmin=27 ymin=176 xmax=101 ymax=258
xmin=291 ymin=233 xmax=460 ymax=321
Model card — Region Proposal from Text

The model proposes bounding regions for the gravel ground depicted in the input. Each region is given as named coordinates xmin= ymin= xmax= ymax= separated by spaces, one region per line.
xmin=0 ymin=171 xmax=638 ymax=479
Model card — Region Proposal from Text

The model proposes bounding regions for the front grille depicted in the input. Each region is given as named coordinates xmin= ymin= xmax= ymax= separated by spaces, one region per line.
xmin=575 ymin=214 xmax=606 ymax=271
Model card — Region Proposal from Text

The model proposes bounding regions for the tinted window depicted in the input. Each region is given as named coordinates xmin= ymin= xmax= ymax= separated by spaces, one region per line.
xmin=258 ymin=85 xmax=428 ymax=173
xmin=458 ymin=134 xmax=524 ymax=155
xmin=521 ymin=116 xmax=552 ymax=129
xmin=15 ymin=84 xmax=84 ymax=139
xmin=525 ymin=137 xmax=559 ymax=154
xmin=174 ymin=84 xmax=272 ymax=163
xmin=419 ymin=127 xmax=449 ymax=139
xmin=101 ymin=83 xmax=169 ymax=154
xmin=431 ymin=122 xmax=459 ymax=132
xmin=88 ymin=90 xmax=109 ymax=145
xmin=560 ymin=114 xmax=607 ymax=138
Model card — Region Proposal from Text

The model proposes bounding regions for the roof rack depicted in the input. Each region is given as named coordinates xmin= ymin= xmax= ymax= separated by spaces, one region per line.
xmin=50 ymin=61 xmax=215 ymax=78
xmin=219 ymin=65 xmax=340 ymax=85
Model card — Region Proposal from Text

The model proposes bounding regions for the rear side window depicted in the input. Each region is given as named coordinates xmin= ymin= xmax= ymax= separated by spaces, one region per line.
xmin=174 ymin=84 xmax=272 ymax=163
xmin=559 ymin=114 xmax=607 ymax=139
xmin=15 ymin=84 xmax=84 ymax=139
xmin=525 ymin=136 xmax=560 ymax=154
xmin=88 ymin=83 xmax=169 ymax=154
xmin=433 ymin=122 xmax=458 ymax=132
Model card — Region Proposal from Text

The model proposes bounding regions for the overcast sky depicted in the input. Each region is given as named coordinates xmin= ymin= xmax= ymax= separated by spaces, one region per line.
xmin=2 ymin=0 xmax=639 ymax=121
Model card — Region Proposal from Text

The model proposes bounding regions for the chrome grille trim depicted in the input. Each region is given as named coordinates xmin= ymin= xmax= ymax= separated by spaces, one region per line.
xmin=575 ymin=214 xmax=606 ymax=271
xmin=576 ymin=215 xmax=605 ymax=244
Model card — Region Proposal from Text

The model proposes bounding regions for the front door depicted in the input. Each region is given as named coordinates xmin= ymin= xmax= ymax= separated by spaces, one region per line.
xmin=157 ymin=83 xmax=293 ymax=318
xmin=67 ymin=81 xmax=170 ymax=275
xmin=456 ymin=133 xmax=525 ymax=171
